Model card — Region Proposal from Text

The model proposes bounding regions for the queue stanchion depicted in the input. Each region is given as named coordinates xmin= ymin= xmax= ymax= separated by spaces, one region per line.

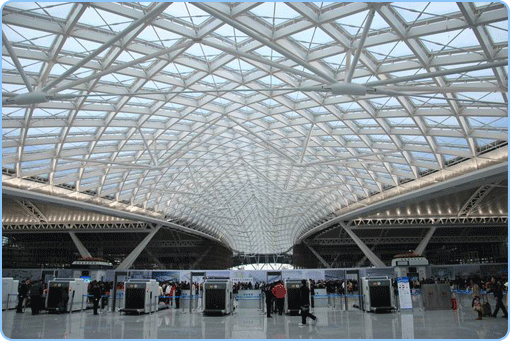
xmin=108 ymin=293 xmax=113 ymax=312
xmin=261 ymin=292 xmax=266 ymax=315
xmin=82 ymin=294 xmax=89 ymax=311
xmin=181 ymin=294 xmax=186 ymax=314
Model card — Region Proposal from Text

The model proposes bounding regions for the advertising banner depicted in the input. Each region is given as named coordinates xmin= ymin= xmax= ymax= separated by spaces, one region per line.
xmin=152 ymin=271 xmax=181 ymax=282
xmin=397 ymin=277 xmax=412 ymax=309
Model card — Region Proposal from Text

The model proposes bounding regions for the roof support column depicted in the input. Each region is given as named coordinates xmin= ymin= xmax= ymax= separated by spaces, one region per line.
xmin=303 ymin=241 xmax=330 ymax=268
xmin=340 ymin=222 xmax=385 ymax=267
xmin=190 ymin=246 xmax=212 ymax=269
xmin=355 ymin=245 xmax=378 ymax=268
xmin=414 ymin=226 xmax=436 ymax=256
xmin=116 ymin=225 xmax=161 ymax=270
xmin=68 ymin=231 xmax=92 ymax=258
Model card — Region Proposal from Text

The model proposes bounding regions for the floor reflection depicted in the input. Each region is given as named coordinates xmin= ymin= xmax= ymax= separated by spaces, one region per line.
xmin=2 ymin=305 xmax=508 ymax=339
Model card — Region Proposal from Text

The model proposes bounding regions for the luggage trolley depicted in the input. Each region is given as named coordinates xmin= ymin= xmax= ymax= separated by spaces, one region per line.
xmin=203 ymin=278 xmax=233 ymax=315
xmin=361 ymin=276 xmax=396 ymax=313
xmin=46 ymin=278 xmax=87 ymax=313
xmin=120 ymin=279 xmax=159 ymax=314
xmin=284 ymin=279 xmax=310 ymax=315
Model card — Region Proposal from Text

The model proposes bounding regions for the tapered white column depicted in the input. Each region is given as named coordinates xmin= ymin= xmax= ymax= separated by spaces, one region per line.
xmin=414 ymin=226 xmax=436 ymax=256
xmin=116 ymin=225 xmax=161 ymax=270
xmin=340 ymin=222 xmax=385 ymax=267
xmin=69 ymin=231 xmax=92 ymax=258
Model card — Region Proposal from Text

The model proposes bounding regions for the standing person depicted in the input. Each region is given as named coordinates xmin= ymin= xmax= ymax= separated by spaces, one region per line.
xmin=170 ymin=283 xmax=176 ymax=307
xmin=298 ymin=279 xmax=317 ymax=326
xmin=16 ymin=279 xmax=30 ymax=313
xmin=174 ymin=284 xmax=182 ymax=309
xmin=489 ymin=277 xmax=508 ymax=318
xmin=29 ymin=279 xmax=43 ymax=315
xmin=271 ymin=281 xmax=287 ymax=315
xmin=158 ymin=282 xmax=164 ymax=303
xmin=90 ymin=281 xmax=101 ymax=315
xmin=265 ymin=284 xmax=274 ymax=318
xmin=165 ymin=283 xmax=172 ymax=305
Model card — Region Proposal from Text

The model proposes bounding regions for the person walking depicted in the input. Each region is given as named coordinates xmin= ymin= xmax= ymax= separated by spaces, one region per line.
xmin=489 ymin=277 xmax=508 ymax=318
xmin=16 ymin=279 xmax=30 ymax=313
xmin=298 ymin=279 xmax=317 ymax=326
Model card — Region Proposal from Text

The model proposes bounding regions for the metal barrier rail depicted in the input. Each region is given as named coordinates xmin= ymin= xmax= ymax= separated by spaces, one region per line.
xmin=235 ymin=295 xmax=262 ymax=300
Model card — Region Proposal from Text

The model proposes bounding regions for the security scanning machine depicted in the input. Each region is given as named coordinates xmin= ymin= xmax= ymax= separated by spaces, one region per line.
xmin=46 ymin=278 xmax=87 ymax=312
xmin=284 ymin=279 xmax=310 ymax=315
xmin=203 ymin=278 xmax=233 ymax=315
xmin=361 ymin=276 xmax=396 ymax=313
xmin=121 ymin=279 xmax=159 ymax=314
xmin=2 ymin=278 xmax=18 ymax=310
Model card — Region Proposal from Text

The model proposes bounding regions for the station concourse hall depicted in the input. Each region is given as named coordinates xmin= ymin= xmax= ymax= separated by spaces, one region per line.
xmin=1 ymin=1 xmax=508 ymax=340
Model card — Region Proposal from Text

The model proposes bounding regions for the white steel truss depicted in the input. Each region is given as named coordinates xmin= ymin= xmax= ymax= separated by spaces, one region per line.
xmin=2 ymin=2 xmax=508 ymax=254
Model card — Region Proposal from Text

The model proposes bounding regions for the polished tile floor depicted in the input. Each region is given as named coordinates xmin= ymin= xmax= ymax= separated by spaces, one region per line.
xmin=3 ymin=303 xmax=508 ymax=339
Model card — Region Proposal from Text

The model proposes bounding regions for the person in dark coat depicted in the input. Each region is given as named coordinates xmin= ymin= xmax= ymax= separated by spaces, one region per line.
xmin=16 ymin=279 xmax=30 ymax=313
xmin=489 ymin=277 xmax=508 ymax=318
xmin=174 ymin=284 xmax=182 ymax=309
xmin=90 ymin=281 xmax=102 ymax=315
xmin=29 ymin=280 xmax=44 ymax=315
xmin=310 ymin=280 xmax=315 ymax=309
xmin=265 ymin=284 xmax=274 ymax=318
xmin=298 ymin=279 xmax=317 ymax=326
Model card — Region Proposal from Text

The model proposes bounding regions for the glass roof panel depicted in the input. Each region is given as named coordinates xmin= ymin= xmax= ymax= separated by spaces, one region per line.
xmin=335 ymin=10 xmax=370 ymax=35
xmin=486 ymin=21 xmax=508 ymax=44
xmin=4 ymin=25 xmax=55 ymax=48
xmin=1 ymin=2 xmax=507 ymax=254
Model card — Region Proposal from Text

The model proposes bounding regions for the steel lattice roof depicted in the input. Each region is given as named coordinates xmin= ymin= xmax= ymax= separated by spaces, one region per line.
xmin=2 ymin=2 xmax=508 ymax=254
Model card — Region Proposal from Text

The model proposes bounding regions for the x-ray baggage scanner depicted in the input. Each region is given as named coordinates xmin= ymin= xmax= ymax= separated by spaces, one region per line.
xmin=46 ymin=278 xmax=87 ymax=312
xmin=121 ymin=279 xmax=159 ymax=314
xmin=203 ymin=279 xmax=233 ymax=315
xmin=2 ymin=278 xmax=18 ymax=310
xmin=284 ymin=279 xmax=310 ymax=315
xmin=361 ymin=277 xmax=395 ymax=313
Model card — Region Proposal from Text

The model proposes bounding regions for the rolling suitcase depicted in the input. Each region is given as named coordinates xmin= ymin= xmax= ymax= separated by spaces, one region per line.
xmin=482 ymin=294 xmax=492 ymax=316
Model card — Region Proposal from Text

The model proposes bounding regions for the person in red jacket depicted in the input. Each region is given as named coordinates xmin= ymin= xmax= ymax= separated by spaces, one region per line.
xmin=272 ymin=281 xmax=287 ymax=315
